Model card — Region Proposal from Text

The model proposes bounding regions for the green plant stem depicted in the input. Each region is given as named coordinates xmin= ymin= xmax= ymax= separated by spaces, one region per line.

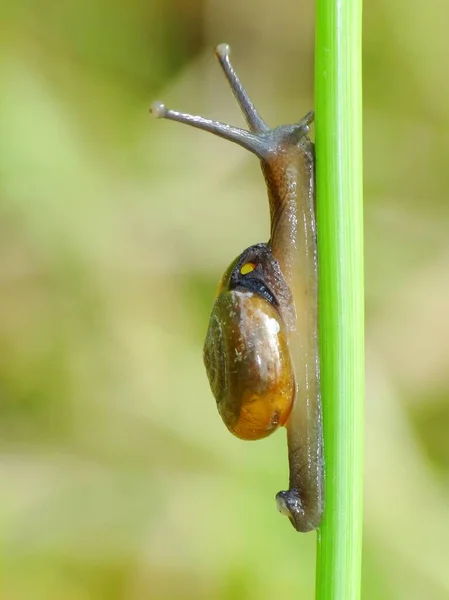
xmin=314 ymin=0 xmax=364 ymax=598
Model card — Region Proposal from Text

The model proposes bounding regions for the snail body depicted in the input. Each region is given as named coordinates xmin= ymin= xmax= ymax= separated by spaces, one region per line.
xmin=152 ymin=44 xmax=324 ymax=532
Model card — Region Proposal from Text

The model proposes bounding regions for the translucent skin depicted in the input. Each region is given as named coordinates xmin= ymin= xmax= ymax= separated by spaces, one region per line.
xmin=203 ymin=290 xmax=294 ymax=440
xmin=262 ymin=137 xmax=324 ymax=532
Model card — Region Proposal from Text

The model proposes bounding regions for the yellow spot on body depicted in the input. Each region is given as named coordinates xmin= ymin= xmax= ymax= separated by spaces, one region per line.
xmin=241 ymin=262 xmax=256 ymax=275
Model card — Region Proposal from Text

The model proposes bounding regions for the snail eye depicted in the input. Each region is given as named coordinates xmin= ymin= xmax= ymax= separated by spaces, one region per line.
xmin=240 ymin=262 xmax=256 ymax=275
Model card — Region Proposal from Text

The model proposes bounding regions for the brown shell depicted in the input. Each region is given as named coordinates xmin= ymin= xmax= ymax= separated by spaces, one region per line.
xmin=203 ymin=289 xmax=294 ymax=440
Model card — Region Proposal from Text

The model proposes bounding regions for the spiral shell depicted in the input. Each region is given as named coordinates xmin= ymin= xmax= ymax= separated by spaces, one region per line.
xmin=203 ymin=245 xmax=295 ymax=440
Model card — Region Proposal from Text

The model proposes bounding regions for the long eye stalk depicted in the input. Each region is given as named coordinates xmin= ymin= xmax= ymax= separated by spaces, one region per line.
xmin=214 ymin=44 xmax=269 ymax=134
xmin=151 ymin=101 xmax=269 ymax=159
xmin=150 ymin=45 xmax=313 ymax=160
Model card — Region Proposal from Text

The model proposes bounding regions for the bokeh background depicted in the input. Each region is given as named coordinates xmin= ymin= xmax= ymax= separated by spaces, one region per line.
xmin=1 ymin=0 xmax=449 ymax=598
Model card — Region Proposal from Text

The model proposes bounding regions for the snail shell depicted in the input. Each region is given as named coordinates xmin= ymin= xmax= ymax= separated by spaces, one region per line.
xmin=203 ymin=244 xmax=296 ymax=440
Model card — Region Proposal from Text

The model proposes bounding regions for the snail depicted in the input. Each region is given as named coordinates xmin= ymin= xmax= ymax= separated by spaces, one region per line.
xmin=151 ymin=44 xmax=324 ymax=532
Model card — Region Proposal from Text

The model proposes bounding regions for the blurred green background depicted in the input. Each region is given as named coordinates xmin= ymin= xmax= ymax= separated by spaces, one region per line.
xmin=1 ymin=0 xmax=449 ymax=598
